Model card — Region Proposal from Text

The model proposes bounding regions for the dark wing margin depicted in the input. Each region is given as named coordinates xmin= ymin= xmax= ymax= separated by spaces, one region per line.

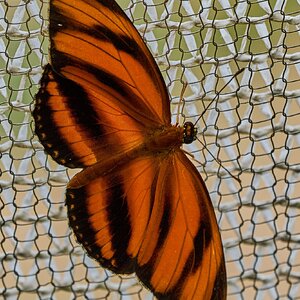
xmin=34 ymin=64 xmax=102 ymax=168
xmin=66 ymin=151 xmax=226 ymax=299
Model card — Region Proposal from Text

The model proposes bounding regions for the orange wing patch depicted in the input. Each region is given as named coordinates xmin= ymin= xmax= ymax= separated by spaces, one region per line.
xmin=34 ymin=0 xmax=227 ymax=299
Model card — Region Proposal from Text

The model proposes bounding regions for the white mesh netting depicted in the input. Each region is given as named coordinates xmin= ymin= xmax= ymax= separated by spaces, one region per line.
xmin=0 ymin=0 xmax=300 ymax=299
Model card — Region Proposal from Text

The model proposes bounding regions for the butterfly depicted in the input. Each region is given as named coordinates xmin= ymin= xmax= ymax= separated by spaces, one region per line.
xmin=33 ymin=0 xmax=226 ymax=299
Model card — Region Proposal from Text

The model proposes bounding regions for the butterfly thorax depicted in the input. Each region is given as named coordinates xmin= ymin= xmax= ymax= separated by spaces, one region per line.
xmin=145 ymin=122 xmax=197 ymax=153
xmin=145 ymin=125 xmax=183 ymax=153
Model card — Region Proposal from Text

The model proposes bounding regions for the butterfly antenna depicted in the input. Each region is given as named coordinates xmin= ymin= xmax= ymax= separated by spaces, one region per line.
xmin=194 ymin=68 xmax=245 ymax=126
xmin=183 ymin=141 xmax=241 ymax=184
xmin=176 ymin=82 xmax=188 ymax=125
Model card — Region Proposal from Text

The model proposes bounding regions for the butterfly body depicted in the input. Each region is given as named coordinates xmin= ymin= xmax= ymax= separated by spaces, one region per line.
xmin=33 ymin=0 xmax=227 ymax=299
xmin=144 ymin=124 xmax=184 ymax=152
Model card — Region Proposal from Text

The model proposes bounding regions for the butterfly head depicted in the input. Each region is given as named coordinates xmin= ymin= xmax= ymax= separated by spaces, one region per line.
xmin=183 ymin=122 xmax=197 ymax=144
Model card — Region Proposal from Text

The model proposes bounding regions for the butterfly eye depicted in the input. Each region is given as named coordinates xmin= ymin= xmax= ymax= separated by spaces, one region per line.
xmin=183 ymin=121 xmax=197 ymax=144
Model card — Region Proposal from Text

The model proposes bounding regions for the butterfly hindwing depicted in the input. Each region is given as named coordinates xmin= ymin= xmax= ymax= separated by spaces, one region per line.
xmin=66 ymin=150 xmax=226 ymax=299
xmin=66 ymin=155 xmax=161 ymax=273
xmin=137 ymin=151 xmax=226 ymax=299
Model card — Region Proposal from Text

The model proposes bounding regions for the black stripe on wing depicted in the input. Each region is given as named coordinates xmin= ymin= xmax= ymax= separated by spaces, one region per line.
xmin=34 ymin=64 xmax=106 ymax=168
xmin=66 ymin=176 xmax=135 ymax=274
xmin=34 ymin=65 xmax=82 ymax=168
xmin=51 ymin=50 xmax=161 ymax=128
xmin=50 ymin=0 xmax=170 ymax=125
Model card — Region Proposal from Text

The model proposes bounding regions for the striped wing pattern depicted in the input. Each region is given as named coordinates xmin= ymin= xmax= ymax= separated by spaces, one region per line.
xmin=67 ymin=151 xmax=226 ymax=299
xmin=33 ymin=0 xmax=227 ymax=299
xmin=34 ymin=0 xmax=170 ymax=168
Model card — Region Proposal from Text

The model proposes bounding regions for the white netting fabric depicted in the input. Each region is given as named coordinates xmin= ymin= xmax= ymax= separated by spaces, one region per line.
xmin=0 ymin=0 xmax=299 ymax=299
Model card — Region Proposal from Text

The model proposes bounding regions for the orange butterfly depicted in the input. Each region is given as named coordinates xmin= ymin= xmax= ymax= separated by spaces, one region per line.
xmin=33 ymin=0 xmax=226 ymax=299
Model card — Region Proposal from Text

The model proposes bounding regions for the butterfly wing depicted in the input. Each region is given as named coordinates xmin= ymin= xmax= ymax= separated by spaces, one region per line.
xmin=33 ymin=0 xmax=171 ymax=168
xmin=34 ymin=0 xmax=227 ymax=298
xmin=67 ymin=150 xmax=226 ymax=300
